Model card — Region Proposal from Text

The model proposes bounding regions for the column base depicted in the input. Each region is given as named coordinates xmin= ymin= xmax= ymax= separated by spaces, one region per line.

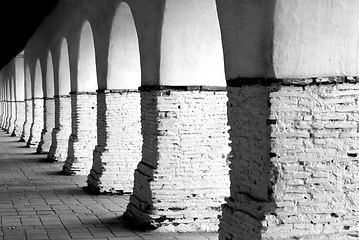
xmin=125 ymin=87 xmax=230 ymax=232
xmin=26 ymin=99 xmax=43 ymax=147
xmin=48 ymin=96 xmax=71 ymax=161
xmin=86 ymin=91 xmax=142 ymax=194
xmin=37 ymin=99 xmax=55 ymax=153
xmin=62 ymin=93 xmax=97 ymax=176
xmin=220 ymin=78 xmax=359 ymax=240
xmin=20 ymin=107 xmax=32 ymax=142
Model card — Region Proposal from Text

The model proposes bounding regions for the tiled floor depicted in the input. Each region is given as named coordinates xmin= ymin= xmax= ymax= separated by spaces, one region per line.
xmin=0 ymin=131 xmax=218 ymax=240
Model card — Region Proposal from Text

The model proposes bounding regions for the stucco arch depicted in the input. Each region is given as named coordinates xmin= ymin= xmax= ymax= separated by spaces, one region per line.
xmin=6 ymin=78 xmax=10 ymax=101
xmin=159 ymin=0 xmax=225 ymax=86
xmin=46 ymin=51 xmax=55 ymax=98
xmin=15 ymin=55 xmax=25 ymax=101
xmin=107 ymin=2 xmax=141 ymax=90
xmin=10 ymin=77 xmax=15 ymax=101
xmin=33 ymin=60 xmax=44 ymax=98
xmin=77 ymin=21 xmax=98 ymax=92
xmin=25 ymin=65 xmax=32 ymax=99
xmin=58 ymin=39 xmax=71 ymax=96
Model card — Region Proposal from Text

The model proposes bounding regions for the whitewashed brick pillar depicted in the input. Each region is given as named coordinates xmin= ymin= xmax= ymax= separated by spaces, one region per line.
xmin=27 ymin=98 xmax=44 ymax=147
xmin=219 ymin=82 xmax=274 ymax=240
xmin=3 ymin=101 xmax=11 ymax=130
xmin=87 ymin=90 xmax=141 ymax=194
xmin=7 ymin=101 xmax=16 ymax=134
xmin=1 ymin=101 xmax=7 ymax=129
xmin=12 ymin=101 xmax=25 ymax=136
xmin=48 ymin=95 xmax=71 ymax=161
xmin=0 ymin=101 xmax=4 ymax=128
xmin=37 ymin=98 xmax=55 ymax=153
xmin=125 ymin=86 xmax=230 ymax=232
xmin=20 ymin=99 xmax=33 ymax=142
xmin=63 ymin=92 xmax=97 ymax=175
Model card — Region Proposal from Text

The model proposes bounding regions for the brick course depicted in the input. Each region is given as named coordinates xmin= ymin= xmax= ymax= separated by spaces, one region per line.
xmin=37 ymin=98 xmax=55 ymax=153
xmin=7 ymin=101 xmax=16 ymax=134
xmin=87 ymin=91 xmax=142 ymax=194
xmin=48 ymin=96 xmax=71 ymax=161
xmin=220 ymin=81 xmax=359 ymax=239
xmin=63 ymin=93 xmax=97 ymax=175
xmin=27 ymin=98 xmax=44 ymax=147
xmin=12 ymin=101 xmax=25 ymax=136
xmin=125 ymin=89 xmax=230 ymax=232
xmin=20 ymin=99 xmax=33 ymax=142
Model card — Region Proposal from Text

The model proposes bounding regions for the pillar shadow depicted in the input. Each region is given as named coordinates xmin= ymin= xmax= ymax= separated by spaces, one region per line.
xmin=219 ymin=81 xmax=279 ymax=239
xmin=123 ymin=88 xmax=159 ymax=230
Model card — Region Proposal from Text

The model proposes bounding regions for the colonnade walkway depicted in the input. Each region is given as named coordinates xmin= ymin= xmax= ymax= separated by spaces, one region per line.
xmin=0 ymin=131 xmax=217 ymax=240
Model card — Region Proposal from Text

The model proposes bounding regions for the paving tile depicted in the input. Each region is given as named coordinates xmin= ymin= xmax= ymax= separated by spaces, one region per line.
xmin=0 ymin=131 xmax=219 ymax=240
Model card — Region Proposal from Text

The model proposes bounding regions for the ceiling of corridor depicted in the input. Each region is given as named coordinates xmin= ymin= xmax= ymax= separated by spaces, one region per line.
xmin=0 ymin=1 xmax=59 ymax=70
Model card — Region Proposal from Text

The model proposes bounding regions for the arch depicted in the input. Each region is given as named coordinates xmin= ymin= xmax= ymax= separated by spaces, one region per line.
xmin=160 ymin=0 xmax=225 ymax=86
xmin=34 ymin=60 xmax=43 ymax=98
xmin=15 ymin=55 xmax=25 ymax=101
xmin=107 ymin=2 xmax=141 ymax=90
xmin=46 ymin=51 xmax=55 ymax=98
xmin=77 ymin=21 xmax=98 ymax=92
xmin=58 ymin=39 xmax=71 ymax=95
xmin=10 ymin=77 xmax=15 ymax=101
xmin=25 ymin=65 xmax=32 ymax=99
xmin=6 ymin=78 xmax=10 ymax=101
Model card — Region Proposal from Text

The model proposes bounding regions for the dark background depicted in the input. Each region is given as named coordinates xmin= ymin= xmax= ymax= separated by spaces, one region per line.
xmin=0 ymin=1 xmax=59 ymax=69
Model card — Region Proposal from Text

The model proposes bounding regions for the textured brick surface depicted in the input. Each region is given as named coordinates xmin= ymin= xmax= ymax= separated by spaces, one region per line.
xmin=87 ymin=91 xmax=142 ymax=194
xmin=38 ymin=98 xmax=55 ymax=153
xmin=27 ymin=98 xmax=44 ymax=147
xmin=126 ymin=89 xmax=230 ymax=232
xmin=48 ymin=96 xmax=72 ymax=162
xmin=12 ymin=101 xmax=25 ymax=136
xmin=219 ymin=86 xmax=274 ymax=240
xmin=63 ymin=93 xmax=97 ymax=175
xmin=220 ymin=82 xmax=359 ymax=240
xmin=0 ymin=101 xmax=5 ymax=129
xmin=20 ymin=99 xmax=33 ymax=142
xmin=7 ymin=101 xmax=16 ymax=134
xmin=3 ymin=101 xmax=11 ymax=131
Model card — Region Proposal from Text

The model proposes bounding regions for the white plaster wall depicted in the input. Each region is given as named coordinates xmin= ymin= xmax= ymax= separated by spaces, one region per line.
xmin=107 ymin=3 xmax=141 ymax=90
xmin=273 ymin=0 xmax=359 ymax=78
xmin=160 ymin=0 xmax=225 ymax=86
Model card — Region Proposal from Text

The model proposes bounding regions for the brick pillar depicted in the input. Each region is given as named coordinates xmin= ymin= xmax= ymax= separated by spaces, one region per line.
xmin=7 ymin=101 xmax=16 ymax=134
xmin=87 ymin=90 xmax=142 ymax=194
xmin=12 ymin=101 xmax=25 ymax=136
xmin=219 ymin=77 xmax=359 ymax=239
xmin=219 ymin=83 xmax=274 ymax=240
xmin=27 ymin=98 xmax=44 ymax=147
xmin=0 ymin=101 xmax=6 ymax=129
xmin=20 ymin=99 xmax=33 ymax=142
xmin=37 ymin=98 xmax=55 ymax=153
xmin=125 ymin=87 xmax=230 ymax=232
xmin=3 ymin=101 xmax=11 ymax=131
xmin=62 ymin=92 xmax=97 ymax=175
xmin=0 ymin=101 xmax=4 ymax=129
xmin=48 ymin=96 xmax=71 ymax=161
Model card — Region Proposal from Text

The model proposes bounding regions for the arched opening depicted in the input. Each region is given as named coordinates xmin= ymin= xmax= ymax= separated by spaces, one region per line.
xmin=10 ymin=77 xmax=15 ymax=101
xmin=25 ymin=65 xmax=32 ymax=99
xmin=46 ymin=51 xmax=55 ymax=98
xmin=87 ymin=2 xmax=142 ymax=193
xmin=78 ymin=21 xmax=98 ymax=92
xmin=15 ymin=54 xmax=25 ymax=101
xmin=58 ymin=39 xmax=71 ymax=95
xmin=160 ymin=0 xmax=225 ymax=86
xmin=34 ymin=60 xmax=43 ymax=98
xmin=107 ymin=2 xmax=141 ymax=89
